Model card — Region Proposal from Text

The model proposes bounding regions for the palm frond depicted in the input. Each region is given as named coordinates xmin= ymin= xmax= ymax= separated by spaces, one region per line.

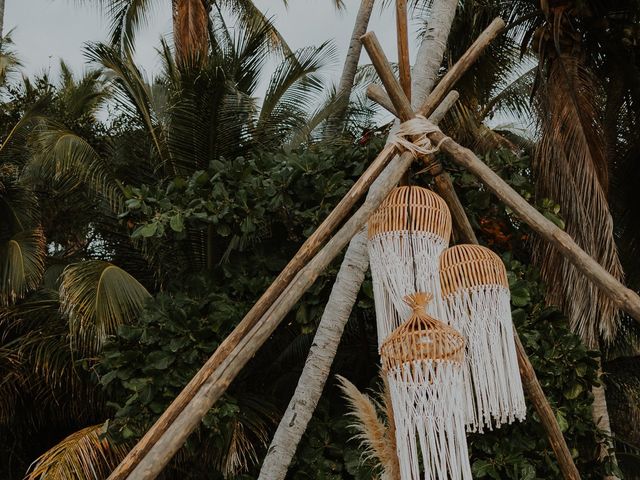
xmin=25 ymin=424 xmax=128 ymax=480
xmin=57 ymin=62 xmax=109 ymax=119
xmin=0 ymin=30 xmax=22 ymax=85
xmin=26 ymin=121 xmax=123 ymax=210
xmin=102 ymin=0 xmax=159 ymax=56
xmin=0 ymin=228 xmax=46 ymax=306
xmin=217 ymin=0 xmax=295 ymax=57
xmin=59 ymin=260 xmax=150 ymax=353
xmin=85 ymin=42 xmax=167 ymax=171
xmin=256 ymin=42 xmax=335 ymax=145
xmin=532 ymin=54 xmax=623 ymax=346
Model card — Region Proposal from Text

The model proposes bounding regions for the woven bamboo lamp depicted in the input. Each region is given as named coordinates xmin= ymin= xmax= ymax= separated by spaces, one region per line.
xmin=381 ymin=292 xmax=471 ymax=480
xmin=440 ymin=244 xmax=526 ymax=432
xmin=368 ymin=186 xmax=452 ymax=348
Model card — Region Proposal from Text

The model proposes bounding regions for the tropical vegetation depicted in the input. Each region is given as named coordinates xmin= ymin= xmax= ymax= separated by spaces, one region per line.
xmin=0 ymin=0 xmax=639 ymax=479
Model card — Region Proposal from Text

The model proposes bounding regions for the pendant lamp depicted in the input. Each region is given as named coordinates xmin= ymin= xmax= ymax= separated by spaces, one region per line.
xmin=368 ymin=186 xmax=452 ymax=348
xmin=381 ymin=292 xmax=472 ymax=480
xmin=440 ymin=244 xmax=526 ymax=432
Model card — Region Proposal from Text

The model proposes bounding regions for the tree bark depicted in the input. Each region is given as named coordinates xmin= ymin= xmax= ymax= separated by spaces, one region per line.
xmin=257 ymin=231 xmax=370 ymax=480
xmin=410 ymin=0 xmax=458 ymax=108
xmin=592 ymin=360 xmax=620 ymax=480
xmin=172 ymin=0 xmax=209 ymax=66
xmin=328 ymin=0 xmax=375 ymax=133
xmin=0 ymin=0 xmax=5 ymax=39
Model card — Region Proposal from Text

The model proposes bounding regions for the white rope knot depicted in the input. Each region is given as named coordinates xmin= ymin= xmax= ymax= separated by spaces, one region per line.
xmin=390 ymin=115 xmax=449 ymax=158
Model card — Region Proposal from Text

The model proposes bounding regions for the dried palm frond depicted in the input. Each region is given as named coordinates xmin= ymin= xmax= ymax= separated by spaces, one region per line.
xmin=173 ymin=0 xmax=209 ymax=66
xmin=336 ymin=375 xmax=399 ymax=480
xmin=532 ymin=53 xmax=623 ymax=347
xmin=25 ymin=424 xmax=128 ymax=480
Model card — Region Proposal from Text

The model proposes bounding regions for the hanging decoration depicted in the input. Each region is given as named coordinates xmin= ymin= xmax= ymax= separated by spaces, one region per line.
xmin=368 ymin=186 xmax=452 ymax=348
xmin=440 ymin=244 xmax=526 ymax=432
xmin=381 ymin=292 xmax=471 ymax=480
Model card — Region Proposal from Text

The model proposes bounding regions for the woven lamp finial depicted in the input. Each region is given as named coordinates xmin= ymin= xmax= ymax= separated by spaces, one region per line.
xmin=380 ymin=292 xmax=465 ymax=373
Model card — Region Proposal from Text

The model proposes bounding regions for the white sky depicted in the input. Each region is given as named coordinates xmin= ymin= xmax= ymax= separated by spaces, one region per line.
xmin=6 ymin=1 xmax=424 ymax=88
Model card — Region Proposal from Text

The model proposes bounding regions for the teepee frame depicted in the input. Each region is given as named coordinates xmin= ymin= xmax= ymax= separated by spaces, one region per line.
xmin=106 ymin=6 xmax=640 ymax=480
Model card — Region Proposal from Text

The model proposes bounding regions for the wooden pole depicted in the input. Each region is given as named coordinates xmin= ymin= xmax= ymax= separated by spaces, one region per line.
xmin=368 ymin=83 xmax=399 ymax=116
xmin=395 ymin=0 xmax=411 ymax=99
xmin=107 ymin=144 xmax=399 ymax=480
xmin=429 ymin=128 xmax=640 ymax=321
xmin=367 ymin=16 xmax=505 ymax=120
xmin=125 ymin=153 xmax=420 ymax=480
xmin=362 ymin=31 xmax=478 ymax=244
xmin=361 ymin=30 xmax=581 ymax=479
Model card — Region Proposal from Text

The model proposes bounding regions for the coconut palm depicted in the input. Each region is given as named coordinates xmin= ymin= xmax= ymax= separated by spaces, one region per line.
xmin=1 ymin=12 xmax=344 ymax=478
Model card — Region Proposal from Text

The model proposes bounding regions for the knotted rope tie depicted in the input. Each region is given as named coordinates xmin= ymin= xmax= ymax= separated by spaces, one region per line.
xmin=389 ymin=115 xmax=450 ymax=159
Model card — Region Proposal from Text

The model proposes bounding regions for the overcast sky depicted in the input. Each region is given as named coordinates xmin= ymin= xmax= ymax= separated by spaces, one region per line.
xmin=5 ymin=1 xmax=424 ymax=86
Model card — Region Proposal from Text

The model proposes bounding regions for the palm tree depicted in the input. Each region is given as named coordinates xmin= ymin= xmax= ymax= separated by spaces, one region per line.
xmin=1 ymin=12 xmax=343 ymax=478
xmin=497 ymin=1 xmax=640 ymax=475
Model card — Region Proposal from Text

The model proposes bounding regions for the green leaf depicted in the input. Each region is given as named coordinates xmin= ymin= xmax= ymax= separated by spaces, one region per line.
xmin=564 ymin=383 xmax=584 ymax=400
xmin=169 ymin=213 xmax=184 ymax=232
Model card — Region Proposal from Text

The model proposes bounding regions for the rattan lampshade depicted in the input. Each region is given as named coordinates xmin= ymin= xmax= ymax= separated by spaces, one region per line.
xmin=368 ymin=186 xmax=452 ymax=348
xmin=380 ymin=293 xmax=471 ymax=480
xmin=440 ymin=245 xmax=526 ymax=432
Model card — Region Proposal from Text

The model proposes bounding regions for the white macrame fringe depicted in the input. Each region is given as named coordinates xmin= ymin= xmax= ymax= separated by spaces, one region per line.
xmin=388 ymin=360 xmax=472 ymax=480
xmin=443 ymin=285 xmax=527 ymax=432
xmin=369 ymin=231 xmax=448 ymax=348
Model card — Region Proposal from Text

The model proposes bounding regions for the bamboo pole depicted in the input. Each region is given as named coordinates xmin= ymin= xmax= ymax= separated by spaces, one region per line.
xmin=361 ymin=30 xmax=581 ymax=479
xmin=367 ymin=16 xmax=505 ymax=120
xmin=362 ymin=31 xmax=477 ymax=244
xmin=430 ymin=128 xmax=640 ymax=321
xmin=395 ymin=0 xmax=411 ymax=98
xmin=107 ymin=146 xmax=399 ymax=480
xmin=125 ymin=154 xmax=420 ymax=480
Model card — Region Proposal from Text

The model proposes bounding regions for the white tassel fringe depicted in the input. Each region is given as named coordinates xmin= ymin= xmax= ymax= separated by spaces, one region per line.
xmin=388 ymin=360 xmax=472 ymax=480
xmin=369 ymin=231 xmax=448 ymax=348
xmin=443 ymin=285 xmax=527 ymax=432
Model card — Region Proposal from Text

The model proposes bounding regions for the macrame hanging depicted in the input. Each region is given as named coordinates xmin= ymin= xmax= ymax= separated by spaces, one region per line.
xmin=368 ymin=186 xmax=452 ymax=348
xmin=440 ymin=244 xmax=526 ymax=432
xmin=381 ymin=292 xmax=472 ymax=480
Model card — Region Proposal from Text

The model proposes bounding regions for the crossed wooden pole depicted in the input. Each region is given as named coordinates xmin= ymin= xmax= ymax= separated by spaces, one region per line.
xmin=108 ymin=15 xmax=640 ymax=480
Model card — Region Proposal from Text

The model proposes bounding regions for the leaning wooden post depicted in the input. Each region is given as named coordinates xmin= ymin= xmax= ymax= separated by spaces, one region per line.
xmin=361 ymin=30 xmax=582 ymax=480
xmin=124 ymin=155 xmax=423 ymax=480
xmin=108 ymin=142 xmax=399 ymax=480
xmin=395 ymin=0 xmax=411 ymax=98
xmin=427 ymin=128 xmax=640 ymax=321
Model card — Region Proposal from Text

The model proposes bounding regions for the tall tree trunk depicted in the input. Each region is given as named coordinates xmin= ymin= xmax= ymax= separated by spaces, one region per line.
xmin=410 ymin=0 xmax=458 ymax=108
xmin=257 ymin=231 xmax=370 ymax=480
xmin=258 ymin=5 xmax=460 ymax=478
xmin=328 ymin=0 xmax=375 ymax=133
xmin=172 ymin=0 xmax=209 ymax=66
xmin=0 ymin=0 xmax=5 ymax=39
